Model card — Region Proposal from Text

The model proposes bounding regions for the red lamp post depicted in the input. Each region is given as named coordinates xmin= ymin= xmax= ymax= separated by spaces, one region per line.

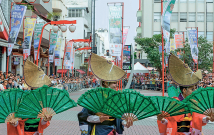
xmin=62 ymin=39 xmax=92 ymax=78
xmin=36 ymin=20 xmax=77 ymax=66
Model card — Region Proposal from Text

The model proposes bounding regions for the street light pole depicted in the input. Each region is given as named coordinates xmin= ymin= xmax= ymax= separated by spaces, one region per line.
xmin=36 ymin=20 xmax=77 ymax=66
xmin=161 ymin=0 xmax=164 ymax=96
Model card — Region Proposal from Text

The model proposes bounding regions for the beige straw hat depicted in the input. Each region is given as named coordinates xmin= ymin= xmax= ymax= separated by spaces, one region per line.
xmin=168 ymin=53 xmax=202 ymax=87
xmin=89 ymin=53 xmax=126 ymax=82
xmin=24 ymin=59 xmax=51 ymax=88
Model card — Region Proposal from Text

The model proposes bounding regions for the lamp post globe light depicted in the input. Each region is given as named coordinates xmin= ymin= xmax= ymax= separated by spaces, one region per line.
xmin=13 ymin=0 xmax=22 ymax=4
xmin=28 ymin=0 xmax=36 ymax=3
xmin=42 ymin=0 xmax=50 ymax=3
xmin=52 ymin=25 xmax=59 ymax=33
xmin=84 ymin=42 xmax=89 ymax=47
xmin=78 ymin=42 xmax=84 ymax=48
xmin=60 ymin=25 xmax=67 ymax=33
xmin=69 ymin=25 xmax=76 ymax=33
xmin=73 ymin=42 xmax=77 ymax=48
xmin=88 ymin=50 xmax=91 ymax=53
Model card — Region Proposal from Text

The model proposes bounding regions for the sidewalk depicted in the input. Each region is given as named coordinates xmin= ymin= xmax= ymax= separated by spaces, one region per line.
xmin=0 ymin=89 xmax=213 ymax=135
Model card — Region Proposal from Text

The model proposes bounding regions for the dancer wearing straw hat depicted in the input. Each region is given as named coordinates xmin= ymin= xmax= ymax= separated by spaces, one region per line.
xmin=157 ymin=54 xmax=214 ymax=135
xmin=78 ymin=53 xmax=133 ymax=135
xmin=7 ymin=60 xmax=52 ymax=135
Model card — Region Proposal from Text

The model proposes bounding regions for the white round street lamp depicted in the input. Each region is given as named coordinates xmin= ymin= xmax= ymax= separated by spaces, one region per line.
xmin=69 ymin=24 xmax=76 ymax=33
xmin=28 ymin=0 xmax=36 ymax=3
xmin=73 ymin=42 xmax=77 ymax=48
xmin=88 ymin=50 xmax=91 ymax=53
xmin=42 ymin=0 xmax=50 ymax=3
xmin=52 ymin=25 xmax=59 ymax=33
xmin=60 ymin=25 xmax=67 ymax=33
xmin=78 ymin=42 xmax=84 ymax=48
xmin=84 ymin=42 xmax=89 ymax=47
xmin=13 ymin=0 xmax=22 ymax=4
xmin=80 ymin=50 xmax=83 ymax=54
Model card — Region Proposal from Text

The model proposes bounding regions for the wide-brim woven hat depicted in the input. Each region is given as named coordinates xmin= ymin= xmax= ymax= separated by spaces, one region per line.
xmin=24 ymin=59 xmax=51 ymax=88
xmin=168 ymin=53 xmax=202 ymax=87
xmin=89 ymin=53 xmax=126 ymax=82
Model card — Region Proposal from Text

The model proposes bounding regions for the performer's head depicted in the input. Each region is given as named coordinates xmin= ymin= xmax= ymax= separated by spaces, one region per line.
xmin=179 ymin=85 xmax=195 ymax=98
xmin=101 ymin=81 xmax=118 ymax=90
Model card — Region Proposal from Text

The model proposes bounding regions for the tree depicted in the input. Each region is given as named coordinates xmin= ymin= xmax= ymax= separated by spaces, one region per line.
xmin=174 ymin=36 xmax=213 ymax=73
xmin=135 ymin=29 xmax=176 ymax=76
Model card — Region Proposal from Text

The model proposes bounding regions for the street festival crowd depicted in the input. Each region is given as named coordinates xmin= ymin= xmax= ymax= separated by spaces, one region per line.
xmin=0 ymin=71 xmax=213 ymax=92
xmin=3 ymin=54 xmax=214 ymax=135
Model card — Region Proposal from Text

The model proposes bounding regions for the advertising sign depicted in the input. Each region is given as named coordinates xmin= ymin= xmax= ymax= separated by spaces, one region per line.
xmin=123 ymin=45 xmax=132 ymax=70
xmin=8 ymin=5 xmax=27 ymax=56
xmin=34 ymin=23 xmax=44 ymax=60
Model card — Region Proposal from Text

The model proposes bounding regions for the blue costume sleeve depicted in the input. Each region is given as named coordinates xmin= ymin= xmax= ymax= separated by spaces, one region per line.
xmin=115 ymin=118 xmax=124 ymax=134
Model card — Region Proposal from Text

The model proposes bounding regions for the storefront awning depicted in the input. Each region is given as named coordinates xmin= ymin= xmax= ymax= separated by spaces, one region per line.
xmin=76 ymin=69 xmax=85 ymax=74
xmin=57 ymin=69 xmax=68 ymax=74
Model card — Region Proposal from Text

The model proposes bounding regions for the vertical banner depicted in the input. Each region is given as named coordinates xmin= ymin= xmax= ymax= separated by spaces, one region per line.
xmin=54 ymin=36 xmax=62 ymax=66
xmin=8 ymin=5 xmax=27 ymax=56
xmin=170 ymin=38 xmax=176 ymax=51
xmin=64 ymin=41 xmax=73 ymax=67
xmin=49 ymin=31 xmax=58 ymax=62
xmin=187 ymin=30 xmax=198 ymax=64
xmin=23 ymin=18 xmax=36 ymax=60
xmin=123 ymin=27 xmax=129 ymax=47
xmin=123 ymin=45 xmax=131 ymax=70
xmin=174 ymin=34 xmax=183 ymax=58
xmin=34 ymin=23 xmax=43 ymax=60
xmin=161 ymin=0 xmax=176 ymax=55
xmin=108 ymin=5 xmax=122 ymax=56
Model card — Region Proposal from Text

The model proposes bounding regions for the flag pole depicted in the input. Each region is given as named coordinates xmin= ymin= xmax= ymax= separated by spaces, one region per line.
xmin=161 ymin=0 xmax=164 ymax=96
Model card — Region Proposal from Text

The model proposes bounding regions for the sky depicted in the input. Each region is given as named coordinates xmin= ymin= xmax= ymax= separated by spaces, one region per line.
xmin=95 ymin=0 xmax=139 ymax=46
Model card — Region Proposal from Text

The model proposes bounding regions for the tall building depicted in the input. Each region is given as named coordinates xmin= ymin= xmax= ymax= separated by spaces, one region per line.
xmin=65 ymin=0 xmax=92 ymax=75
xmin=137 ymin=0 xmax=214 ymax=59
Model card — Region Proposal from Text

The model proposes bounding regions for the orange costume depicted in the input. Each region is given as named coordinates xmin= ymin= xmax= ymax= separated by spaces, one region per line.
xmin=7 ymin=118 xmax=50 ymax=135
xmin=157 ymin=95 xmax=208 ymax=135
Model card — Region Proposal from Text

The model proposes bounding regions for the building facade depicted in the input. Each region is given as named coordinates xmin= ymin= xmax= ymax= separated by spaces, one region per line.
xmin=137 ymin=0 xmax=214 ymax=59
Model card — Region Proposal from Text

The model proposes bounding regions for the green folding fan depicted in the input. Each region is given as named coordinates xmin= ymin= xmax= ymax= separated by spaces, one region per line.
xmin=77 ymin=87 xmax=118 ymax=113
xmin=0 ymin=89 xmax=25 ymax=123
xmin=148 ymin=96 xmax=189 ymax=118
xmin=168 ymin=86 xmax=181 ymax=98
xmin=16 ymin=85 xmax=77 ymax=119
xmin=182 ymin=87 xmax=214 ymax=117
xmin=102 ymin=89 xmax=159 ymax=121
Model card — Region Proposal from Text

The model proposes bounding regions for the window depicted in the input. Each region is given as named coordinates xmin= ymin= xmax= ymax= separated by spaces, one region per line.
xmin=171 ymin=12 xmax=178 ymax=22
xmin=197 ymin=13 xmax=204 ymax=22
xmin=198 ymin=0 xmax=204 ymax=2
xmin=68 ymin=9 xmax=72 ymax=17
xmin=207 ymin=0 xmax=213 ymax=2
xmin=154 ymin=0 xmax=161 ymax=2
xmin=68 ymin=9 xmax=83 ymax=17
xmin=207 ymin=13 xmax=213 ymax=22
xmin=206 ymin=32 xmax=213 ymax=41
xmin=180 ymin=0 xmax=187 ymax=2
xmin=154 ymin=12 xmax=161 ymax=22
xmin=198 ymin=32 xmax=204 ymax=37
xmin=180 ymin=13 xmax=187 ymax=22
xmin=153 ymin=31 xmax=161 ymax=35
xmin=189 ymin=13 xmax=196 ymax=22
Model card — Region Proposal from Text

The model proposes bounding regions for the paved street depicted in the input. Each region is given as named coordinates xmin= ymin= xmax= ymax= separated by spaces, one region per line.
xmin=1 ymin=89 xmax=214 ymax=135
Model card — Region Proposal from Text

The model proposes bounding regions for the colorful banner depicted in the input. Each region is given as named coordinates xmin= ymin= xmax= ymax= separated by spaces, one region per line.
xmin=54 ymin=36 xmax=62 ymax=66
xmin=174 ymin=34 xmax=183 ymax=58
xmin=8 ymin=5 xmax=27 ymax=56
xmin=123 ymin=45 xmax=131 ymax=70
xmin=123 ymin=27 xmax=129 ymax=47
xmin=23 ymin=18 xmax=36 ymax=59
xmin=108 ymin=5 xmax=123 ymax=56
xmin=188 ymin=30 xmax=198 ymax=64
xmin=49 ymin=31 xmax=58 ymax=62
xmin=34 ymin=23 xmax=44 ymax=60
xmin=170 ymin=38 xmax=176 ymax=51
xmin=64 ymin=41 xmax=73 ymax=67
xmin=161 ymin=0 xmax=176 ymax=55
